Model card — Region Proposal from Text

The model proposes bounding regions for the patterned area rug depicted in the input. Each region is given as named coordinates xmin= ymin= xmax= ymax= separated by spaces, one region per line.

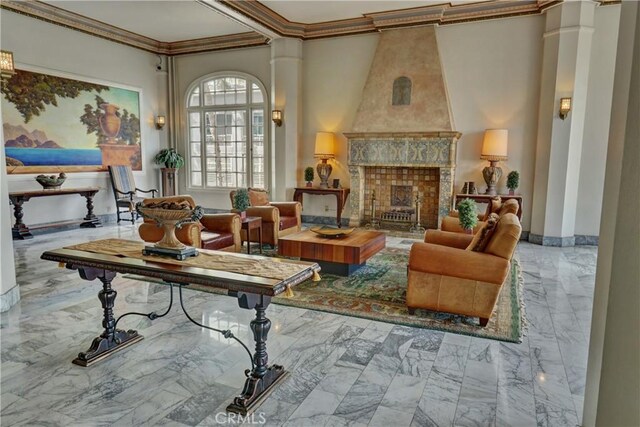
xmin=178 ymin=247 xmax=526 ymax=343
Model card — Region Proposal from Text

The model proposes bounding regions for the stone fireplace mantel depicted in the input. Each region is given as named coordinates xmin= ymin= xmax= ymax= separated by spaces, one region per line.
xmin=345 ymin=131 xmax=461 ymax=228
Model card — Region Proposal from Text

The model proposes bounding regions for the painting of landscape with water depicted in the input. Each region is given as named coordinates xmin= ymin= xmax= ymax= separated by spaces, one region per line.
xmin=2 ymin=69 xmax=142 ymax=173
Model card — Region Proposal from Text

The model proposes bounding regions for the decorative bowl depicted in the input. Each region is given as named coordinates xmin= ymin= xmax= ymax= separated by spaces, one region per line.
xmin=310 ymin=226 xmax=355 ymax=238
xmin=136 ymin=202 xmax=203 ymax=249
xmin=35 ymin=173 xmax=66 ymax=190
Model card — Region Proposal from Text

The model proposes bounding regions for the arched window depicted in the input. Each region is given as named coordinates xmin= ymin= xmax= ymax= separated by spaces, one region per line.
xmin=186 ymin=73 xmax=267 ymax=189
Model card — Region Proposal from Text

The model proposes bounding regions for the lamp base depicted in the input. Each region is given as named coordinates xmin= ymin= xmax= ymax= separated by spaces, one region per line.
xmin=317 ymin=160 xmax=333 ymax=189
xmin=482 ymin=160 xmax=503 ymax=196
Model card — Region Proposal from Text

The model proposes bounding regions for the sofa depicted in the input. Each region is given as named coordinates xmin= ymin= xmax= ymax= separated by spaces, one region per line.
xmin=229 ymin=188 xmax=301 ymax=246
xmin=407 ymin=212 xmax=522 ymax=326
xmin=138 ymin=195 xmax=242 ymax=252
xmin=441 ymin=197 xmax=519 ymax=234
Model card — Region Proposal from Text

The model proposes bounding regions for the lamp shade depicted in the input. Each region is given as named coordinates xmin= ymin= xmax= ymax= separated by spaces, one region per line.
xmin=481 ymin=129 xmax=508 ymax=161
xmin=314 ymin=132 xmax=335 ymax=159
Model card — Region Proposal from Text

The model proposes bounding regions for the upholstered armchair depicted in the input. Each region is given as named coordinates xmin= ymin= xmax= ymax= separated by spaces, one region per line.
xmin=108 ymin=165 xmax=158 ymax=223
xmin=407 ymin=213 xmax=522 ymax=326
xmin=138 ymin=195 xmax=241 ymax=252
xmin=441 ymin=197 xmax=519 ymax=234
xmin=229 ymin=188 xmax=301 ymax=247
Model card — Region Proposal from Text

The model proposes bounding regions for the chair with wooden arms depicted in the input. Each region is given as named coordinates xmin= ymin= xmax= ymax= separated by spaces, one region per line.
xmin=107 ymin=165 xmax=158 ymax=223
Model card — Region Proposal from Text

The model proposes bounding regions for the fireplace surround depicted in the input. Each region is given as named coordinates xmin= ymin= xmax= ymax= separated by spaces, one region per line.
xmin=346 ymin=132 xmax=461 ymax=229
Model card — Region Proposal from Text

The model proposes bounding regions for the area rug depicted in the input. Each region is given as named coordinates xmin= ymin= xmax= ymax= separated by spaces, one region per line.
xmin=129 ymin=247 xmax=526 ymax=343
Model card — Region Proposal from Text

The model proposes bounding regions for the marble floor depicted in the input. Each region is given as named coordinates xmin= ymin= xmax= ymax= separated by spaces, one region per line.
xmin=0 ymin=224 xmax=597 ymax=426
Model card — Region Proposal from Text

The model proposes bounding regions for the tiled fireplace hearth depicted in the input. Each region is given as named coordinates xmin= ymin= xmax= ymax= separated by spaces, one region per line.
xmin=346 ymin=132 xmax=461 ymax=229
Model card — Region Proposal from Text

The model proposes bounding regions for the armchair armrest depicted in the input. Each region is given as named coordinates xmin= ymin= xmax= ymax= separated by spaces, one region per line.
xmin=200 ymin=213 xmax=240 ymax=234
xmin=424 ymin=230 xmax=473 ymax=249
xmin=135 ymin=188 xmax=158 ymax=197
xmin=115 ymin=189 xmax=136 ymax=200
xmin=246 ymin=206 xmax=279 ymax=223
xmin=409 ymin=243 xmax=509 ymax=285
xmin=270 ymin=202 xmax=301 ymax=218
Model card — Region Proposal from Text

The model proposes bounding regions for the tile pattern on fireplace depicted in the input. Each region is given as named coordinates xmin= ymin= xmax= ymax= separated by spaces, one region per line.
xmin=364 ymin=167 xmax=439 ymax=229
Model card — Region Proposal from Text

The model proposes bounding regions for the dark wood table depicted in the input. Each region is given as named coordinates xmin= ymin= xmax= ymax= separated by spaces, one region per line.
xmin=241 ymin=216 xmax=263 ymax=254
xmin=40 ymin=239 xmax=320 ymax=416
xmin=293 ymin=187 xmax=350 ymax=228
xmin=454 ymin=193 xmax=523 ymax=220
xmin=9 ymin=187 xmax=102 ymax=240
xmin=278 ymin=229 xmax=386 ymax=276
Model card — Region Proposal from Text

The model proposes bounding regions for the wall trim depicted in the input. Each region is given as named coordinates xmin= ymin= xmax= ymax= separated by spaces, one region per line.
xmin=1 ymin=0 xmax=619 ymax=55
xmin=528 ymin=233 xmax=598 ymax=246
xmin=0 ymin=285 xmax=21 ymax=313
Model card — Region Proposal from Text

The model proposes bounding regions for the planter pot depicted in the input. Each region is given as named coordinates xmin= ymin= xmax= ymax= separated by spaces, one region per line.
xmin=306 ymin=182 xmax=313 ymax=187
xmin=465 ymin=228 xmax=473 ymax=235
xmin=508 ymin=189 xmax=515 ymax=195
xmin=240 ymin=211 xmax=247 ymax=220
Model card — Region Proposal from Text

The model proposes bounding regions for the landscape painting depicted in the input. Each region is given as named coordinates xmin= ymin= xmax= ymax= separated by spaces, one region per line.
xmin=2 ymin=69 xmax=142 ymax=174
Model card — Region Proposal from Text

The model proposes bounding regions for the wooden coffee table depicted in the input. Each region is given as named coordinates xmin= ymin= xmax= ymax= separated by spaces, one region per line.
xmin=278 ymin=229 xmax=386 ymax=276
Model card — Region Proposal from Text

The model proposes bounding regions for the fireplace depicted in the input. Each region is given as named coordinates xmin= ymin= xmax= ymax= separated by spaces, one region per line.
xmin=346 ymin=132 xmax=460 ymax=229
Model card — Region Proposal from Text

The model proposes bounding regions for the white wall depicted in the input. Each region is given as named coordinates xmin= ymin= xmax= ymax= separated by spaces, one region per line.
xmin=1 ymin=11 xmax=165 ymax=225
xmin=575 ymin=5 xmax=621 ymax=237
xmin=172 ymin=46 xmax=272 ymax=208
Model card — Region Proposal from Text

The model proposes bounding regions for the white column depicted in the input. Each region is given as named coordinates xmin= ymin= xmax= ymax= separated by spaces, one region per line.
xmin=0 ymin=109 xmax=19 ymax=312
xmin=270 ymin=38 xmax=302 ymax=201
xmin=583 ymin=1 xmax=639 ymax=425
xmin=530 ymin=0 xmax=596 ymax=245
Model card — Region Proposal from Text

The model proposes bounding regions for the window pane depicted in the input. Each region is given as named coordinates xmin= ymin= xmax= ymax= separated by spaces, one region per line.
xmin=251 ymin=84 xmax=263 ymax=104
xmin=190 ymin=127 xmax=201 ymax=142
xmin=190 ymin=143 xmax=201 ymax=157
xmin=191 ymin=172 xmax=202 ymax=186
xmin=191 ymin=157 xmax=201 ymax=172
xmin=189 ymin=88 xmax=200 ymax=107
xmin=236 ymin=91 xmax=247 ymax=104
xmin=189 ymin=112 xmax=200 ymax=127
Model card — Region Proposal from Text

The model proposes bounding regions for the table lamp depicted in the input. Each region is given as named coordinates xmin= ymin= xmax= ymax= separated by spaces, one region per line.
xmin=480 ymin=129 xmax=508 ymax=195
xmin=315 ymin=132 xmax=335 ymax=189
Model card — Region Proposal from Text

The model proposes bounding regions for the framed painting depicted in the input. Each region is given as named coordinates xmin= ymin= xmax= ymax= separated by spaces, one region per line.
xmin=2 ymin=68 xmax=142 ymax=174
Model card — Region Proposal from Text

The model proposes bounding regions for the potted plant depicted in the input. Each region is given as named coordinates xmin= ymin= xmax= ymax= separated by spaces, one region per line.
xmin=506 ymin=171 xmax=520 ymax=195
xmin=304 ymin=167 xmax=314 ymax=187
xmin=153 ymin=148 xmax=185 ymax=197
xmin=457 ymin=198 xmax=478 ymax=234
xmin=154 ymin=148 xmax=185 ymax=169
xmin=233 ymin=188 xmax=250 ymax=219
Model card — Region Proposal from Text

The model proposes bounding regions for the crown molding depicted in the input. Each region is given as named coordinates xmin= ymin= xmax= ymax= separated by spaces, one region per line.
xmin=0 ymin=0 xmax=620 ymax=55
xmin=0 ymin=0 xmax=269 ymax=55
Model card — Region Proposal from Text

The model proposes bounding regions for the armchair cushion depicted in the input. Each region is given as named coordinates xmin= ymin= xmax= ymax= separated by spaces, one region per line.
xmin=484 ymin=213 xmax=521 ymax=260
xmin=201 ymin=231 xmax=235 ymax=250
xmin=248 ymin=188 xmax=270 ymax=206
xmin=498 ymin=199 xmax=519 ymax=217
xmin=467 ymin=213 xmax=499 ymax=252
xmin=280 ymin=216 xmax=299 ymax=230
xmin=424 ymin=230 xmax=473 ymax=249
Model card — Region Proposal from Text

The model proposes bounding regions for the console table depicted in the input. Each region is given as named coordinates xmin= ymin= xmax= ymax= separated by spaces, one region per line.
xmin=454 ymin=193 xmax=523 ymax=220
xmin=41 ymin=238 xmax=320 ymax=415
xmin=9 ymin=187 xmax=102 ymax=240
xmin=293 ymin=187 xmax=350 ymax=227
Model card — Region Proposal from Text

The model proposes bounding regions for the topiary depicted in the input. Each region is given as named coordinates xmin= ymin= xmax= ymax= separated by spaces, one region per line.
xmin=304 ymin=167 xmax=314 ymax=183
xmin=154 ymin=148 xmax=185 ymax=169
xmin=457 ymin=198 xmax=478 ymax=232
xmin=507 ymin=170 xmax=520 ymax=192
xmin=233 ymin=188 xmax=250 ymax=212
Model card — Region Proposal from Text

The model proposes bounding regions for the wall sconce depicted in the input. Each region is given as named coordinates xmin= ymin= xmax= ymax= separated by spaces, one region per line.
xmin=271 ymin=110 xmax=283 ymax=127
xmin=1 ymin=50 xmax=16 ymax=79
xmin=155 ymin=115 xmax=166 ymax=130
xmin=559 ymin=97 xmax=572 ymax=120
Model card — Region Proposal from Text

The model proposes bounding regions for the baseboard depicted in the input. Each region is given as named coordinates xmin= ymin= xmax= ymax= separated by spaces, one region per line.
xmin=18 ymin=213 xmax=118 ymax=237
xmin=0 ymin=285 xmax=21 ymax=313
xmin=301 ymin=215 xmax=350 ymax=227
xmin=528 ymin=233 xmax=597 ymax=247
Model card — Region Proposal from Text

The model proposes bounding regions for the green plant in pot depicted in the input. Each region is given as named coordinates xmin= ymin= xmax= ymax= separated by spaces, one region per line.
xmin=304 ymin=167 xmax=314 ymax=187
xmin=506 ymin=170 xmax=520 ymax=195
xmin=233 ymin=188 xmax=250 ymax=219
xmin=154 ymin=148 xmax=185 ymax=169
xmin=457 ymin=198 xmax=478 ymax=234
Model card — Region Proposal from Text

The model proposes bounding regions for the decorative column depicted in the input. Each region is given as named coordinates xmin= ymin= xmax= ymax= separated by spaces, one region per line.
xmin=529 ymin=0 xmax=596 ymax=246
xmin=270 ymin=38 xmax=302 ymax=201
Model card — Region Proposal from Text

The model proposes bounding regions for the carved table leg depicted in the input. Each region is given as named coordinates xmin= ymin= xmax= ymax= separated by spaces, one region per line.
xmin=227 ymin=293 xmax=288 ymax=415
xmin=335 ymin=193 xmax=343 ymax=228
xmin=72 ymin=267 xmax=143 ymax=366
xmin=9 ymin=196 xmax=33 ymax=240
xmin=80 ymin=191 xmax=102 ymax=228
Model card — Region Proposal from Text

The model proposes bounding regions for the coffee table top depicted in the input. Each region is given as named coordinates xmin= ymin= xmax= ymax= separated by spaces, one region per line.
xmin=278 ymin=229 xmax=386 ymax=265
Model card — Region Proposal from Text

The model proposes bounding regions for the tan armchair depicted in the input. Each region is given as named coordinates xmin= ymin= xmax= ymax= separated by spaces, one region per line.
xmin=407 ymin=213 xmax=522 ymax=326
xmin=441 ymin=198 xmax=519 ymax=234
xmin=138 ymin=195 xmax=241 ymax=252
xmin=229 ymin=188 xmax=301 ymax=246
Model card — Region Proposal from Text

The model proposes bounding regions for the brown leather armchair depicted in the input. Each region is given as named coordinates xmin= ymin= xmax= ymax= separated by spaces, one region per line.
xmin=407 ymin=213 xmax=522 ymax=326
xmin=229 ymin=188 xmax=301 ymax=246
xmin=138 ymin=195 xmax=241 ymax=252
xmin=441 ymin=198 xmax=519 ymax=234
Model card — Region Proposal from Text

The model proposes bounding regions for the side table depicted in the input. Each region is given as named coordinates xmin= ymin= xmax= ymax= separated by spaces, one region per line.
xmin=241 ymin=216 xmax=263 ymax=254
xmin=293 ymin=187 xmax=350 ymax=228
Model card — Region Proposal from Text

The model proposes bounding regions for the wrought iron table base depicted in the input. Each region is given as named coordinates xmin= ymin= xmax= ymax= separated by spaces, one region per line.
xmin=70 ymin=266 xmax=284 ymax=415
